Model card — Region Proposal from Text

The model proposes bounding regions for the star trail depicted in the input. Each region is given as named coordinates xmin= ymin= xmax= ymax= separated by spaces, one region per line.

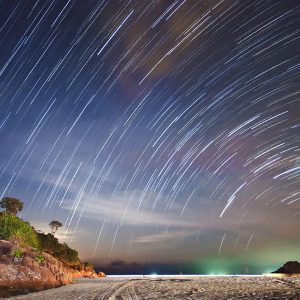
xmin=0 ymin=0 xmax=299 ymax=273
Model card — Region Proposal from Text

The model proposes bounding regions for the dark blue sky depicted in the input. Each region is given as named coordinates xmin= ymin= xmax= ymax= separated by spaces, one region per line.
xmin=0 ymin=0 xmax=299 ymax=274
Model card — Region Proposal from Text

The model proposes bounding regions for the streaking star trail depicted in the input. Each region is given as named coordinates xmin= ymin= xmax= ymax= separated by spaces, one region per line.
xmin=0 ymin=0 xmax=299 ymax=273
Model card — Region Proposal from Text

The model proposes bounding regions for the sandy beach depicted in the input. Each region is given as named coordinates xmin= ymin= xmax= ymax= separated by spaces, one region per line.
xmin=5 ymin=275 xmax=300 ymax=299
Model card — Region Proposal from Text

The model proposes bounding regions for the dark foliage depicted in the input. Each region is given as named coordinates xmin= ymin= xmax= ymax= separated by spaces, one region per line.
xmin=37 ymin=232 xmax=79 ymax=265
xmin=0 ymin=197 xmax=23 ymax=215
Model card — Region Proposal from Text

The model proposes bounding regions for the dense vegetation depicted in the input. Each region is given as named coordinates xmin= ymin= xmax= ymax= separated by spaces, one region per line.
xmin=0 ymin=214 xmax=39 ymax=248
xmin=0 ymin=196 xmax=83 ymax=267
xmin=37 ymin=232 xmax=79 ymax=265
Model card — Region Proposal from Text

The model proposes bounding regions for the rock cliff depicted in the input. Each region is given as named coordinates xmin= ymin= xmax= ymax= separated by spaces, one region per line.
xmin=0 ymin=240 xmax=104 ymax=297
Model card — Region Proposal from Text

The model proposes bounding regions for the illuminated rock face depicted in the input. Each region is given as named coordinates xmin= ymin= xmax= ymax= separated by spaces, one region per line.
xmin=274 ymin=261 xmax=300 ymax=274
xmin=0 ymin=240 xmax=104 ymax=297
xmin=0 ymin=240 xmax=73 ymax=297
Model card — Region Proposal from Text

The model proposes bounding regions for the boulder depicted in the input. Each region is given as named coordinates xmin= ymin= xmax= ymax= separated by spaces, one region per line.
xmin=98 ymin=272 xmax=106 ymax=277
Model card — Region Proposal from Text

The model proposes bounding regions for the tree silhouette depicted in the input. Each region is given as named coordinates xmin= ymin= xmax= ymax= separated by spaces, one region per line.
xmin=49 ymin=220 xmax=62 ymax=235
xmin=0 ymin=197 xmax=23 ymax=215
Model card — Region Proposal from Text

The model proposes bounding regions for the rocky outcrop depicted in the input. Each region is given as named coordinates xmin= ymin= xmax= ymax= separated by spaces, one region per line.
xmin=273 ymin=261 xmax=300 ymax=274
xmin=0 ymin=240 xmax=104 ymax=297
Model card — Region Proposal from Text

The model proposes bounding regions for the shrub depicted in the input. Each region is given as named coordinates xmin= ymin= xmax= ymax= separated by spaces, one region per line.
xmin=11 ymin=248 xmax=23 ymax=261
xmin=53 ymin=242 xmax=80 ymax=265
xmin=83 ymin=262 xmax=94 ymax=271
xmin=37 ymin=232 xmax=58 ymax=254
xmin=9 ymin=233 xmax=26 ymax=249
xmin=34 ymin=254 xmax=45 ymax=264
xmin=0 ymin=214 xmax=39 ymax=248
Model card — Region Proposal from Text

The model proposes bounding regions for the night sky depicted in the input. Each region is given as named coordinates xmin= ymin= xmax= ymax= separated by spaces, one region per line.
xmin=0 ymin=0 xmax=299 ymax=275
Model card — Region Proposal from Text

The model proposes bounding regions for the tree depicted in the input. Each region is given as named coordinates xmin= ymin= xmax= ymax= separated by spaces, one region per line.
xmin=49 ymin=220 xmax=62 ymax=235
xmin=0 ymin=197 xmax=23 ymax=215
